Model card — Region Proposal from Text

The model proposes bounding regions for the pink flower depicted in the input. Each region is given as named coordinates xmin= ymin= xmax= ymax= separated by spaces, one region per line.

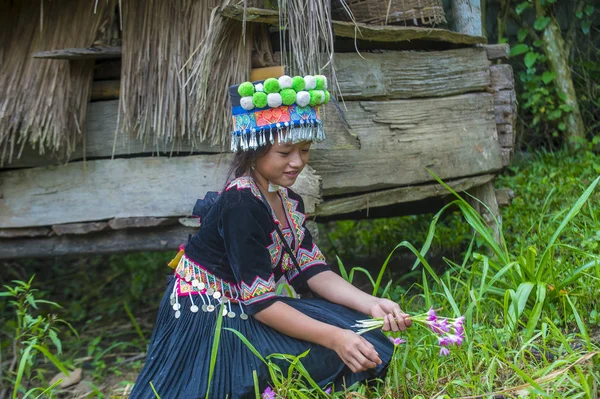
xmin=427 ymin=306 xmax=437 ymax=322
xmin=438 ymin=336 xmax=452 ymax=347
xmin=262 ymin=386 xmax=276 ymax=399
xmin=439 ymin=347 xmax=450 ymax=356
xmin=448 ymin=334 xmax=463 ymax=346
xmin=324 ymin=387 xmax=332 ymax=395
xmin=389 ymin=336 xmax=406 ymax=346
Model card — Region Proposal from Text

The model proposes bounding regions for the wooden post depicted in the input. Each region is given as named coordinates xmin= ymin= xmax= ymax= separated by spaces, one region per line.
xmin=452 ymin=0 xmax=502 ymax=243
xmin=451 ymin=0 xmax=483 ymax=36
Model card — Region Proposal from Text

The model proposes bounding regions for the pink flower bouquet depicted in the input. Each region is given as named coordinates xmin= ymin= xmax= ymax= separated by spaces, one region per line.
xmin=353 ymin=307 xmax=465 ymax=356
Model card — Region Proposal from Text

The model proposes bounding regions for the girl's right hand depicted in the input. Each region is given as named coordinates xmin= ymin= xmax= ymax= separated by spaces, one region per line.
xmin=331 ymin=329 xmax=382 ymax=373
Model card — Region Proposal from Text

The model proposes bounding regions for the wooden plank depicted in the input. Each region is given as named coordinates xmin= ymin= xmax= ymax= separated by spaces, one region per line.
xmin=485 ymin=44 xmax=510 ymax=60
xmin=0 ymin=227 xmax=51 ymax=238
xmin=468 ymin=180 xmax=501 ymax=242
xmin=309 ymin=93 xmax=502 ymax=195
xmin=490 ymin=64 xmax=514 ymax=91
xmin=52 ymin=222 xmax=108 ymax=235
xmin=0 ymin=225 xmax=194 ymax=259
xmin=107 ymin=217 xmax=177 ymax=230
xmin=335 ymin=48 xmax=490 ymax=100
xmin=1 ymin=99 xmax=360 ymax=169
xmin=316 ymin=174 xmax=495 ymax=217
xmin=91 ymin=80 xmax=120 ymax=101
xmin=221 ymin=5 xmax=487 ymax=45
xmin=32 ymin=46 xmax=122 ymax=60
xmin=0 ymin=157 xmax=322 ymax=228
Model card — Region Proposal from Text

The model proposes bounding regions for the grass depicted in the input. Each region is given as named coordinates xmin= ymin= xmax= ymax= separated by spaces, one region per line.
xmin=1 ymin=150 xmax=600 ymax=398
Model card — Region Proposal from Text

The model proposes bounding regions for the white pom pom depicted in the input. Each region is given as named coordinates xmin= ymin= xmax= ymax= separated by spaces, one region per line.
xmin=240 ymin=96 xmax=255 ymax=111
xmin=315 ymin=90 xmax=325 ymax=104
xmin=304 ymin=75 xmax=316 ymax=90
xmin=267 ymin=93 xmax=283 ymax=108
xmin=296 ymin=91 xmax=310 ymax=107
xmin=278 ymin=75 xmax=293 ymax=90
xmin=322 ymin=76 xmax=328 ymax=90
xmin=254 ymin=83 xmax=265 ymax=92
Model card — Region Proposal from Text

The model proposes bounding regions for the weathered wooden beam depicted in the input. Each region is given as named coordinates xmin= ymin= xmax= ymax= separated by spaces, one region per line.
xmin=0 ymin=225 xmax=194 ymax=259
xmin=107 ymin=217 xmax=177 ymax=230
xmin=52 ymin=222 xmax=108 ymax=236
xmin=316 ymin=174 xmax=495 ymax=217
xmin=0 ymin=227 xmax=51 ymax=238
xmin=468 ymin=180 xmax=501 ymax=242
xmin=335 ymin=48 xmax=490 ymax=100
xmin=484 ymin=44 xmax=510 ymax=60
xmin=310 ymin=93 xmax=502 ymax=196
xmin=490 ymin=64 xmax=515 ymax=91
xmin=33 ymin=46 xmax=122 ymax=60
xmin=91 ymin=80 xmax=120 ymax=101
xmin=2 ymin=99 xmax=360 ymax=169
xmin=221 ymin=5 xmax=486 ymax=45
xmin=0 ymin=158 xmax=321 ymax=228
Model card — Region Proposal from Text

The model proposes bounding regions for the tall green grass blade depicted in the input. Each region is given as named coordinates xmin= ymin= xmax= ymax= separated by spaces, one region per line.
xmin=205 ymin=303 xmax=225 ymax=399
xmin=253 ymin=370 xmax=260 ymax=399
xmin=346 ymin=267 xmax=375 ymax=290
xmin=336 ymin=256 xmax=349 ymax=282
xmin=124 ymin=301 xmax=148 ymax=346
xmin=524 ymin=283 xmax=547 ymax=339
xmin=150 ymin=382 xmax=161 ymax=398
xmin=540 ymin=176 xmax=600 ymax=269
xmin=223 ymin=328 xmax=267 ymax=364
xmin=13 ymin=345 xmax=33 ymax=399
xmin=411 ymin=202 xmax=456 ymax=271
xmin=565 ymin=295 xmax=592 ymax=350
xmin=427 ymin=170 xmax=509 ymax=263
xmin=31 ymin=344 xmax=69 ymax=375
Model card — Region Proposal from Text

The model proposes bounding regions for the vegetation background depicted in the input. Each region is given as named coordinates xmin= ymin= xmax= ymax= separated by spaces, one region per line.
xmin=1 ymin=0 xmax=599 ymax=397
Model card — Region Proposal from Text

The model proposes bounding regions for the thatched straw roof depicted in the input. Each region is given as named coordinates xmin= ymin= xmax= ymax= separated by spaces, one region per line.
xmin=0 ymin=0 xmax=114 ymax=165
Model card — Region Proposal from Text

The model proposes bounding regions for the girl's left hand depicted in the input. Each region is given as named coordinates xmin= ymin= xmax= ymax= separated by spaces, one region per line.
xmin=370 ymin=298 xmax=412 ymax=332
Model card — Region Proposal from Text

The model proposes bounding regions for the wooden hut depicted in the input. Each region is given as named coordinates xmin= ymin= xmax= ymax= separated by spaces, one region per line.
xmin=0 ymin=0 xmax=516 ymax=259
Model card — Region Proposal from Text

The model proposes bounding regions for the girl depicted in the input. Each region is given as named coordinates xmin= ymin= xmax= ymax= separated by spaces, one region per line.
xmin=129 ymin=76 xmax=411 ymax=398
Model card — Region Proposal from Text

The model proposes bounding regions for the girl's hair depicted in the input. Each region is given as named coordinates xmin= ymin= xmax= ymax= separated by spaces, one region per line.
xmin=225 ymin=143 xmax=272 ymax=184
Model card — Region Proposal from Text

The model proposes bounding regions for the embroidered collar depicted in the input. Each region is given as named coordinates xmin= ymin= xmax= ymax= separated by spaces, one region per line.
xmin=226 ymin=176 xmax=306 ymax=250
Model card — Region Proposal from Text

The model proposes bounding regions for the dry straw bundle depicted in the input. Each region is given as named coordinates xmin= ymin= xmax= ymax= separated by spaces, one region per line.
xmin=119 ymin=0 xmax=260 ymax=150
xmin=0 ymin=0 xmax=113 ymax=165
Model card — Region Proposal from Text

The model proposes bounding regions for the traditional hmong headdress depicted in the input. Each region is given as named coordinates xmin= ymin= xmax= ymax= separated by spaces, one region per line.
xmin=229 ymin=75 xmax=330 ymax=152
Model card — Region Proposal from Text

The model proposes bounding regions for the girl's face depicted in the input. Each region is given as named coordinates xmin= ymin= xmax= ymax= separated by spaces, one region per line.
xmin=254 ymin=140 xmax=312 ymax=188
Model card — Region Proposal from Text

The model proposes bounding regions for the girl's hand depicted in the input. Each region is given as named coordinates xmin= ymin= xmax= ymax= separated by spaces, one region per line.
xmin=370 ymin=298 xmax=412 ymax=332
xmin=331 ymin=329 xmax=382 ymax=373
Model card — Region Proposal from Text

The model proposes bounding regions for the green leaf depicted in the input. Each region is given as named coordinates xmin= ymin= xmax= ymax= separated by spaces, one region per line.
xmin=584 ymin=5 xmax=595 ymax=16
xmin=558 ymin=122 xmax=566 ymax=131
xmin=576 ymin=10 xmax=583 ymax=19
xmin=534 ymin=16 xmax=551 ymax=31
xmin=581 ymin=20 xmax=592 ymax=35
xmin=542 ymin=71 xmax=556 ymax=84
xmin=548 ymin=109 xmax=562 ymax=120
xmin=524 ymin=52 xmax=538 ymax=68
xmin=205 ymin=303 xmax=225 ymax=399
xmin=517 ymin=28 xmax=528 ymax=42
xmin=48 ymin=329 xmax=62 ymax=355
xmin=516 ymin=2 xmax=531 ymax=15
xmin=510 ymin=43 xmax=529 ymax=57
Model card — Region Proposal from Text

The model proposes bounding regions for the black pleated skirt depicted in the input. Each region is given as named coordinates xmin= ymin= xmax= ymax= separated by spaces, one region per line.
xmin=128 ymin=277 xmax=394 ymax=399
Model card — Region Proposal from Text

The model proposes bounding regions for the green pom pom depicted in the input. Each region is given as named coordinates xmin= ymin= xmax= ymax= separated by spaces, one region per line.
xmin=323 ymin=90 xmax=331 ymax=104
xmin=281 ymin=89 xmax=296 ymax=106
xmin=291 ymin=76 xmax=305 ymax=92
xmin=264 ymin=78 xmax=280 ymax=94
xmin=309 ymin=90 xmax=324 ymax=107
xmin=238 ymin=82 xmax=254 ymax=97
xmin=315 ymin=76 xmax=326 ymax=90
xmin=253 ymin=92 xmax=268 ymax=108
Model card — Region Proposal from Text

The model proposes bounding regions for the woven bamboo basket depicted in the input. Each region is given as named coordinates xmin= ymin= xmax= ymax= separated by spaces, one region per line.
xmin=332 ymin=0 xmax=446 ymax=26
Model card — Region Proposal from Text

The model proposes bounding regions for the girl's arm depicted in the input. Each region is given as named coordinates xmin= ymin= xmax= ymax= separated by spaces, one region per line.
xmin=253 ymin=301 xmax=381 ymax=373
xmin=307 ymin=271 xmax=411 ymax=331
